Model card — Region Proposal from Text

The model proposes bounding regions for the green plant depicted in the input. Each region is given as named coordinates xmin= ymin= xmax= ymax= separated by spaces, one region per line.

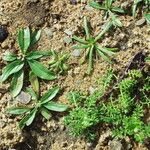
xmin=89 ymin=0 xmax=124 ymax=27
xmin=6 ymin=86 xmax=68 ymax=129
xmin=0 ymin=27 xmax=56 ymax=97
xmin=64 ymin=69 xmax=150 ymax=143
xmin=89 ymin=0 xmax=125 ymax=18
xmin=64 ymin=69 xmax=115 ymax=139
xmin=49 ymin=50 xmax=69 ymax=74
xmin=132 ymin=0 xmax=150 ymax=18
xmin=72 ymin=17 xmax=118 ymax=74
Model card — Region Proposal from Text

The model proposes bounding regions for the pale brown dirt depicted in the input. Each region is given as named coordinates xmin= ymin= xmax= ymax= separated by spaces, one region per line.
xmin=0 ymin=0 xmax=150 ymax=149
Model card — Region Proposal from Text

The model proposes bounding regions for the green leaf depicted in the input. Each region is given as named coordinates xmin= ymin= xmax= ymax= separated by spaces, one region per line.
xmin=110 ymin=12 xmax=122 ymax=27
xmin=95 ymin=21 xmax=112 ymax=41
xmin=96 ymin=47 xmax=112 ymax=63
xmin=145 ymin=14 xmax=150 ymax=24
xmin=72 ymin=44 xmax=89 ymax=49
xmin=72 ymin=36 xmax=88 ymax=44
xmin=111 ymin=7 xmax=125 ymax=14
xmin=19 ymin=108 xmax=37 ymax=129
xmin=40 ymin=107 xmax=51 ymax=120
xmin=89 ymin=1 xmax=107 ymax=10
xmin=26 ymin=51 xmax=52 ymax=60
xmin=84 ymin=17 xmax=90 ymax=39
xmin=29 ymin=71 xmax=39 ymax=96
xmin=6 ymin=107 xmax=30 ymax=115
xmin=40 ymin=87 xmax=59 ymax=104
xmin=30 ymin=30 xmax=41 ymax=47
xmin=10 ymin=70 xmax=24 ymax=98
xmin=44 ymin=102 xmax=68 ymax=112
xmin=1 ymin=60 xmax=24 ymax=82
xmin=3 ymin=52 xmax=17 ymax=62
xmin=106 ymin=0 xmax=113 ymax=8
xmin=26 ymin=87 xmax=38 ymax=100
xmin=87 ymin=46 xmax=94 ymax=74
xmin=97 ymin=45 xmax=115 ymax=56
xmin=28 ymin=59 xmax=56 ymax=80
xmin=18 ymin=27 xmax=30 ymax=54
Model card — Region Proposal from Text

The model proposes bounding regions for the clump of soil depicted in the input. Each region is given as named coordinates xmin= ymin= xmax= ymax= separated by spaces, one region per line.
xmin=0 ymin=0 xmax=149 ymax=149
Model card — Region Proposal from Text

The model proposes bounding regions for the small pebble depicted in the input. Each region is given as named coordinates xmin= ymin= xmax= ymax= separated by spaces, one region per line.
xmin=64 ymin=29 xmax=73 ymax=36
xmin=108 ymin=139 xmax=123 ymax=150
xmin=16 ymin=91 xmax=31 ymax=104
xmin=136 ymin=18 xmax=146 ymax=26
xmin=43 ymin=27 xmax=53 ymax=38
xmin=63 ymin=36 xmax=72 ymax=44
xmin=0 ymin=26 xmax=8 ymax=42
xmin=72 ymin=49 xmax=81 ymax=57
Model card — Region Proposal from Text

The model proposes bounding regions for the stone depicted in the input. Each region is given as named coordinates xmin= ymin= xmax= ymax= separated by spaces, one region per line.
xmin=64 ymin=29 xmax=73 ymax=36
xmin=108 ymin=139 xmax=123 ymax=150
xmin=71 ymin=49 xmax=81 ymax=57
xmin=89 ymin=86 xmax=96 ymax=94
xmin=63 ymin=36 xmax=72 ymax=44
xmin=0 ymin=26 xmax=8 ymax=42
xmin=16 ymin=91 xmax=31 ymax=104
xmin=136 ymin=18 xmax=146 ymax=26
xmin=43 ymin=27 xmax=53 ymax=38
xmin=85 ymin=5 xmax=93 ymax=11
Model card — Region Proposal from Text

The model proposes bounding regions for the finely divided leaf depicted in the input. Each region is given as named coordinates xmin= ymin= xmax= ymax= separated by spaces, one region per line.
xmin=10 ymin=70 xmax=24 ymax=98
xmin=40 ymin=87 xmax=59 ymax=104
xmin=44 ymin=102 xmax=68 ymax=112
xmin=1 ymin=60 xmax=24 ymax=82
xmin=6 ymin=107 xmax=30 ymax=115
xmin=28 ymin=59 xmax=56 ymax=80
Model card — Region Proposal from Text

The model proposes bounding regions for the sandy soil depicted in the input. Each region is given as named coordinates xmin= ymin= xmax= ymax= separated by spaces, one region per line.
xmin=0 ymin=0 xmax=150 ymax=149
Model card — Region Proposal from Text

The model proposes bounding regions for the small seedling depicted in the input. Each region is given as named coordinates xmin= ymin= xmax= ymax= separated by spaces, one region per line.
xmin=89 ymin=0 xmax=125 ymax=21
xmin=132 ymin=0 xmax=150 ymax=18
xmin=49 ymin=50 xmax=69 ymax=74
xmin=0 ymin=27 xmax=56 ymax=97
xmin=72 ymin=17 xmax=118 ymax=74
xmin=6 ymin=86 xmax=68 ymax=129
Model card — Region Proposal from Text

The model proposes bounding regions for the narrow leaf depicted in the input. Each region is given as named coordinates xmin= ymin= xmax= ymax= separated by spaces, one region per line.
xmin=28 ymin=59 xmax=56 ymax=80
xmin=26 ymin=87 xmax=38 ymax=100
xmin=40 ymin=107 xmax=51 ymax=120
xmin=145 ymin=14 xmax=150 ymax=24
xmin=96 ymin=47 xmax=112 ymax=63
xmin=89 ymin=1 xmax=107 ymax=10
xmin=3 ymin=52 xmax=17 ymax=62
xmin=10 ymin=70 xmax=24 ymax=98
xmin=84 ymin=17 xmax=90 ymax=39
xmin=19 ymin=108 xmax=37 ymax=129
xmin=26 ymin=51 xmax=52 ymax=60
xmin=18 ymin=27 xmax=30 ymax=54
xmin=6 ymin=107 xmax=30 ymax=115
xmin=95 ymin=21 xmax=112 ymax=41
xmin=1 ymin=60 xmax=24 ymax=82
xmin=72 ymin=36 xmax=88 ymax=44
xmin=29 ymin=71 xmax=39 ymax=96
xmin=44 ymin=102 xmax=68 ymax=112
xmin=87 ymin=46 xmax=94 ymax=74
xmin=30 ymin=30 xmax=41 ymax=46
xmin=72 ymin=44 xmax=89 ymax=49
xmin=40 ymin=87 xmax=59 ymax=104
xmin=111 ymin=7 xmax=125 ymax=13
